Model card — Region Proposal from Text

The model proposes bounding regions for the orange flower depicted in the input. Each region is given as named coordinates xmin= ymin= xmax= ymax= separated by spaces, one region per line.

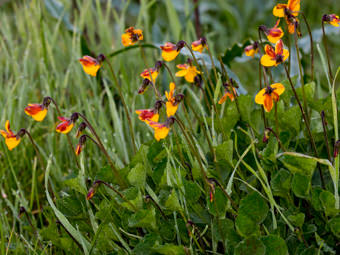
xmin=260 ymin=40 xmax=289 ymax=67
xmin=255 ymin=83 xmax=285 ymax=112
xmin=323 ymin=14 xmax=340 ymax=27
xmin=260 ymin=20 xmax=284 ymax=44
xmin=56 ymin=114 xmax=78 ymax=134
xmin=75 ymin=135 xmax=87 ymax=156
xmin=0 ymin=120 xmax=21 ymax=150
xmin=175 ymin=63 xmax=201 ymax=83
xmin=79 ymin=56 xmax=102 ymax=77
xmin=165 ymin=83 xmax=184 ymax=117
xmin=75 ymin=143 xmax=83 ymax=156
xmin=148 ymin=117 xmax=175 ymax=141
xmin=191 ymin=37 xmax=208 ymax=53
xmin=273 ymin=0 xmax=300 ymax=34
xmin=218 ymin=87 xmax=237 ymax=104
xmin=135 ymin=109 xmax=159 ymax=123
xmin=244 ymin=42 xmax=259 ymax=58
xmin=160 ymin=41 xmax=185 ymax=62
xmin=25 ymin=104 xmax=48 ymax=122
xmin=121 ymin=27 xmax=143 ymax=46
xmin=140 ymin=68 xmax=159 ymax=83
xmin=273 ymin=0 xmax=300 ymax=18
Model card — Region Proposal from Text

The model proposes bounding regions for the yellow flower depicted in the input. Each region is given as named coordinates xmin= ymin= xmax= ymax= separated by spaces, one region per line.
xmin=273 ymin=0 xmax=300 ymax=34
xmin=260 ymin=20 xmax=284 ymax=44
xmin=121 ymin=27 xmax=143 ymax=46
xmin=244 ymin=42 xmax=259 ymax=58
xmin=323 ymin=14 xmax=340 ymax=27
xmin=148 ymin=117 xmax=175 ymax=141
xmin=260 ymin=40 xmax=289 ymax=67
xmin=0 ymin=120 xmax=21 ymax=150
xmin=135 ymin=109 xmax=159 ymax=124
xmin=24 ymin=104 xmax=48 ymax=122
xmin=160 ymin=42 xmax=184 ymax=62
xmin=255 ymin=83 xmax=285 ymax=112
xmin=175 ymin=64 xmax=201 ymax=83
xmin=79 ymin=56 xmax=102 ymax=77
xmin=140 ymin=68 xmax=159 ymax=83
xmin=191 ymin=38 xmax=208 ymax=53
xmin=165 ymin=83 xmax=184 ymax=117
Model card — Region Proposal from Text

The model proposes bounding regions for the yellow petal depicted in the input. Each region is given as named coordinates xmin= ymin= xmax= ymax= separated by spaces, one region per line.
xmin=288 ymin=0 xmax=300 ymax=16
xmin=6 ymin=137 xmax=20 ymax=151
xmin=192 ymin=44 xmax=204 ymax=53
xmin=263 ymin=95 xmax=273 ymax=112
xmin=271 ymin=83 xmax=285 ymax=96
xmin=260 ymin=55 xmax=276 ymax=67
xmin=154 ymin=127 xmax=170 ymax=141
xmin=273 ymin=4 xmax=287 ymax=18
xmin=82 ymin=64 xmax=101 ymax=77
xmin=162 ymin=50 xmax=180 ymax=62
xmin=175 ymin=70 xmax=188 ymax=77
xmin=0 ymin=130 xmax=7 ymax=138
xmin=166 ymin=102 xmax=179 ymax=117
xmin=218 ymin=93 xmax=228 ymax=104
xmin=255 ymin=88 xmax=267 ymax=105
xmin=121 ymin=33 xmax=132 ymax=46
xmin=184 ymin=70 xmax=196 ymax=83
xmin=31 ymin=108 xmax=48 ymax=122
xmin=282 ymin=49 xmax=290 ymax=62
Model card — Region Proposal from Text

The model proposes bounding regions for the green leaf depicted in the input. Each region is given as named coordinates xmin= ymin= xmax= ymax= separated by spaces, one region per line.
xmin=291 ymin=173 xmax=311 ymax=198
xmin=165 ymin=0 xmax=181 ymax=41
xmin=270 ymin=169 xmax=292 ymax=198
xmin=165 ymin=189 xmax=182 ymax=212
xmin=296 ymin=82 xmax=315 ymax=105
xmin=127 ymin=163 xmax=146 ymax=188
xmin=238 ymin=95 xmax=254 ymax=123
xmin=64 ymin=175 xmax=87 ymax=195
xmin=280 ymin=106 xmax=301 ymax=134
xmin=183 ymin=180 xmax=201 ymax=204
xmin=319 ymin=190 xmax=338 ymax=217
xmin=222 ymin=40 xmax=251 ymax=66
xmin=278 ymin=154 xmax=317 ymax=177
xmin=261 ymin=235 xmax=288 ymax=255
xmin=95 ymin=165 xmax=115 ymax=183
xmin=238 ymin=192 xmax=269 ymax=224
xmin=215 ymin=140 xmax=234 ymax=166
xmin=311 ymin=187 xmax=324 ymax=211
xmin=152 ymin=244 xmax=185 ymax=255
xmin=288 ymin=213 xmax=305 ymax=228
xmin=235 ymin=213 xmax=259 ymax=237
xmin=329 ymin=215 xmax=340 ymax=238
xmin=133 ymin=233 xmax=162 ymax=255
xmin=128 ymin=208 xmax=157 ymax=230
xmin=234 ymin=236 xmax=266 ymax=255
xmin=56 ymin=195 xmax=83 ymax=217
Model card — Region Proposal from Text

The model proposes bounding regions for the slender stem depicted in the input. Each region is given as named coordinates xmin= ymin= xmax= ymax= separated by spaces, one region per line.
xmin=259 ymin=60 xmax=268 ymax=128
xmin=206 ymin=46 xmax=219 ymax=86
xmin=24 ymin=130 xmax=45 ymax=170
xmin=275 ymin=102 xmax=279 ymax=136
xmin=81 ymin=134 xmax=101 ymax=150
xmin=320 ymin=111 xmax=332 ymax=162
xmin=193 ymin=0 xmax=201 ymax=38
xmin=105 ymin=61 xmax=137 ymax=154
xmin=145 ymin=195 xmax=167 ymax=220
xmin=162 ymin=62 xmax=176 ymax=83
xmin=266 ymin=127 xmax=286 ymax=152
xmin=283 ymin=64 xmax=325 ymax=188
xmin=294 ymin=31 xmax=309 ymax=121
xmin=301 ymin=13 xmax=314 ymax=81
xmin=76 ymin=112 xmax=127 ymax=188
xmin=201 ymin=58 xmax=218 ymax=113
xmin=48 ymin=97 xmax=80 ymax=169
xmin=321 ymin=21 xmax=333 ymax=82
xmin=95 ymin=180 xmax=137 ymax=211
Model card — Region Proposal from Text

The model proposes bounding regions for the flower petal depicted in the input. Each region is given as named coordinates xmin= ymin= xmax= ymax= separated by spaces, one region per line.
xmin=271 ymin=83 xmax=285 ymax=96
xmin=260 ymin=55 xmax=276 ymax=67
xmin=255 ymin=88 xmax=267 ymax=105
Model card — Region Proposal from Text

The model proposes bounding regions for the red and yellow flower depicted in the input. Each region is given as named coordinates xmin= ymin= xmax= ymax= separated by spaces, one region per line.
xmin=165 ymin=82 xmax=184 ymax=117
xmin=218 ymin=87 xmax=237 ymax=104
xmin=79 ymin=56 xmax=102 ymax=77
xmin=273 ymin=0 xmax=300 ymax=34
xmin=260 ymin=40 xmax=289 ymax=67
xmin=135 ymin=109 xmax=159 ymax=123
xmin=75 ymin=135 xmax=87 ymax=156
xmin=56 ymin=116 xmax=75 ymax=134
xmin=160 ymin=41 xmax=184 ymax=62
xmin=191 ymin=38 xmax=208 ymax=53
xmin=255 ymin=83 xmax=285 ymax=112
xmin=148 ymin=117 xmax=175 ymax=141
xmin=121 ymin=27 xmax=143 ymax=46
xmin=260 ymin=20 xmax=284 ymax=44
xmin=25 ymin=104 xmax=48 ymax=122
xmin=175 ymin=63 xmax=201 ymax=83
xmin=323 ymin=14 xmax=340 ymax=27
xmin=140 ymin=68 xmax=159 ymax=83
xmin=0 ymin=120 xmax=21 ymax=150
xmin=244 ymin=42 xmax=259 ymax=58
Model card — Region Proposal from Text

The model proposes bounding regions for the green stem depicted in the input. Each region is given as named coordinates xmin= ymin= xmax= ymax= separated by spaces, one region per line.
xmin=301 ymin=13 xmax=314 ymax=81
xmin=321 ymin=21 xmax=333 ymax=82
xmin=24 ymin=130 xmax=45 ymax=170
xmin=105 ymin=61 xmax=137 ymax=154
xmin=162 ymin=62 xmax=176 ymax=84
xmin=275 ymin=102 xmax=279 ymax=136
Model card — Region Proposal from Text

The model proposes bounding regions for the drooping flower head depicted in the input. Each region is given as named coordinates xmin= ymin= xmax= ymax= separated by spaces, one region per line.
xmin=24 ymin=97 xmax=51 ymax=122
xmin=165 ymin=82 xmax=184 ymax=117
xmin=135 ymin=101 xmax=162 ymax=124
xmin=259 ymin=20 xmax=284 ymax=44
xmin=0 ymin=120 xmax=21 ymax=150
xmin=191 ymin=37 xmax=208 ymax=53
xmin=75 ymin=135 xmax=87 ymax=156
xmin=244 ymin=42 xmax=259 ymax=58
xmin=175 ymin=59 xmax=201 ymax=83
xmin=121 ymin=27 xmax=143 ymax=46
xmin=273 ymin=0 xmax=300 ymax=34
xmin=160 ymin=41 xmax=185 ymax=62
xmin=138 ymin=79 xmax=151 ymax=95
xmin=140 ymin=68 xmax=159 ymax=83
xmin=79 ymin=55 xmax=104 ymax=77
xmin=218 ymin=86 xmax=237 ymax=104
xmin=56 ymin=113 xmax=79 ymax=134
xmin=255 ymin=83 xmax=285 ymax=112
xmin=260 ymin=40 xmax=289 ymax=67
xmin=76 ymin=122 xmax=87 ymax=138
xmin=323 ymin=14 xmax=340 ymax=27
xmin=148 ymin=116 xmax=175 ymax=141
